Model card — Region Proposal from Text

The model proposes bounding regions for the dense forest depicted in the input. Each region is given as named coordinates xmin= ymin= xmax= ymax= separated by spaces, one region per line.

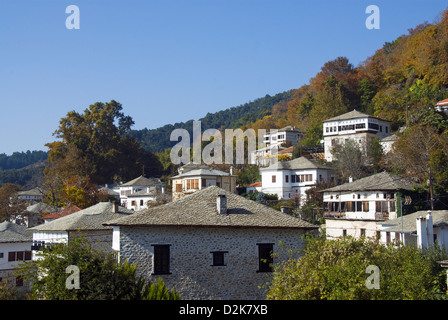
xmin=129 ymin=91 xmax=293 ymax=153
xmin=0 ymin=151 xmax=47 ymax=188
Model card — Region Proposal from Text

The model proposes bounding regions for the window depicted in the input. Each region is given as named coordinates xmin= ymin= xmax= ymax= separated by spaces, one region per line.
xmin=175 ymin=183 xmax=182 ymax=192
xmin=152 ymin=245 xmax=171 ymax=274
xmin=8 ymin=251 xmax=32 ymax=262
xmin=257 ymin=243 xmax=274 ymax=272
xmin=272 ymin=175 xmax=276 ymax=183
xmin=186 ymin=179 xmax=199 ymax=190
xmin=360 ymin=229 xmax=366 ymax=237
xmin=285 ymin=175 xmax=289 ymax=183
xmin=291 ymin=175 xmax=296 ymax=183
xmin=0 ymin=252 xmax=3 ymax=258
xmin=131 ymin=200 xmax=136 ymax=206
xmin=211 ymin=251 xmax=228 ymax=266
xmin=342 ymin=229 xmax=347 ymax=237
xmin=202 ymin=179 xmax=206 ymax=188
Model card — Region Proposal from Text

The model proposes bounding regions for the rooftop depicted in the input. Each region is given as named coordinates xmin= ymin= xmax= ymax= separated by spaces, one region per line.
xmin=0 ymin=221 xmax=32 ymax=243
xmin=31 ymin=202 xmax=134 ymax=232
xmin=261 ymin=156 xmax=333 ymax=171
xmin=171 ymin=168 xmax=235 ymax=179
xmin=105 ymin=186 xmax=318 ymax=230
xmin=380 ymin=210 xmax=448 ymax=233
xmin=322 ymin=171 xmax=418 ymax=193
xmin=323 ymin=109 xmax=390 ymax=123
xmin=120 ymin=176 xmax=162 ymax=187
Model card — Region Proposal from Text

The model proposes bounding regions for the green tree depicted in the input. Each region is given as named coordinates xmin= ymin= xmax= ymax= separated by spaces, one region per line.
xmin=44 ymin=100 xmax=163 ymax=207
xmin=17 ymin=236 xmax=179 ymax=300
xmin=267 ymin=237 xmax=444 ymax=300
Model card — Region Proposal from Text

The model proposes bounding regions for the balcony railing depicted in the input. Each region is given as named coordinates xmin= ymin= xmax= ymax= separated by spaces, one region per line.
xmin=324 ymin=211 xmax=389 ymax=221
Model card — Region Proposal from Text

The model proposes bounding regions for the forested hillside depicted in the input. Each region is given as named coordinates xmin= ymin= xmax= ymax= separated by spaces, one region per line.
xmin=129 ymin=90 xmax=293 ymax=153
xmin=0 ymin=151 xmax=47 ymax=188
xmin=250 ymin=9 xmax=448 ymax=146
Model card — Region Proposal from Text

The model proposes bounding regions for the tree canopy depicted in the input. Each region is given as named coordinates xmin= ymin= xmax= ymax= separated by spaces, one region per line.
xmin=43 ymin=100 xmax=163 ymax=208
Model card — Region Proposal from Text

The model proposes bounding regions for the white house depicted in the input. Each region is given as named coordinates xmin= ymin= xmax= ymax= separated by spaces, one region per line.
xmin=378 ymin=210 xmax=448 ymax=249
xmin=0 ymin=221 xmax=32 ymax=289
xmin=170 ymin=163 xmax=237 ymax=201
xmin=17 ymin=187 xmax=44 ymax=203
xmin=323 ymin=110 xmax=391 ymax=162
xmin=323 ymin=171 xmax=419 ymax=240
xmin=116 ymin=176 xmax=165 ymax=210
xmin=104 ymin=186 xmax=318 ymax=300
xmin=435 ymin=99 xmax=448 ymax=113
xmin=260 ymin=156 xmax=335 ymax=203
xmin=249 ymin=126 xmax=303 ymax=166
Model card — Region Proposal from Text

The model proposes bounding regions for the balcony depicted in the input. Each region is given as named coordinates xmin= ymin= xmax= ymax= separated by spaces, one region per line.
xmin=324 ymin=211 xmax=389 ymax=221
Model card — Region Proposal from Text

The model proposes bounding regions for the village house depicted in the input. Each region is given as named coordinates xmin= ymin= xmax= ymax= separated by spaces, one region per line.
xmin=260 ymin=156 xmax=335 ymax=203
xmin=435 ymin=98 xmax=448 ymax=113
xmin=30 ymin=202 xmax=134 ymax=254
xmin=10 ymin=202 xmax=59 ymax=228
xmin=116 ymin=175 xmax=165 ymax=211
xmin=323 ymin=110 xmax=391 ymax=162
xmin=17 ymin=187 xmax=44 ymax=203
xmin=170 ymin=163 xmax=237 ymax=201
xmin=0 ymin=221 xmax=32 ymax=290
xmin=323 ymin=171 xmax=419 ymax=240
xmin=249 ymin=126 xmax=303 ymax=167
xmin=378 ymin=210 xmax=448 ymax=249
xmin=105 ymin=186 xmax=318 ymax=300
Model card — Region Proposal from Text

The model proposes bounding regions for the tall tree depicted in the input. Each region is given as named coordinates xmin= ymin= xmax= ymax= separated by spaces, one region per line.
xmin=44 ymin=100 xmax=163 ymax=207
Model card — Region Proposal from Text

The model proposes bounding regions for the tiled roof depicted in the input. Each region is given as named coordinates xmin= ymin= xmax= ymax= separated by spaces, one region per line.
xmin=0 ymin=221 xmax=32 ymax=243
xmin=322 ymin=171 xmax=418 ymax=193
xmin=42 ymin=205 xmax=82 ymax=220
xmin=380 ymin=210 xmax=448 ymax=233
xmin=105 ymin=186 xmax=318 ymax=230
xmin=247 ymin=182 xmax=262 ymax=187
xmin=437 ymin=99 xmax=448 ymax=106
xmin=323 ymin=110 xmax=390 ymax=122
xmin=261 ymin=156 xmax=333 ymax=171
xmin=31 ymin=202 xmax=134 ymax=232
xmin=121 ymin=176 xmax=162 ymax=187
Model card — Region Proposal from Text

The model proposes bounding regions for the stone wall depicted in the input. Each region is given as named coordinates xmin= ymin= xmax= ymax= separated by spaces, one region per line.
xmin=118 ymin=225 xmax=308 ymax=300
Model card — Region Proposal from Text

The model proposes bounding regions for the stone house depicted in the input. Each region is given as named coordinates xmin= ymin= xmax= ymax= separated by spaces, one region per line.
xmin=105 ymin=186 xmax=318 ymax=300
xmin=323 ymin=171 xmax=419 ymax=240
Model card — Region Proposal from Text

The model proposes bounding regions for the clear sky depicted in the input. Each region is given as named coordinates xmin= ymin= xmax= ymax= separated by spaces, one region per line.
xmin=0 ymin=0 xmax=447 ymax=155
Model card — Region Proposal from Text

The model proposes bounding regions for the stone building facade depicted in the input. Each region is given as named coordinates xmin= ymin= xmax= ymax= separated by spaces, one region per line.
xmin=106 ymin=186 xmax=317 ymax=300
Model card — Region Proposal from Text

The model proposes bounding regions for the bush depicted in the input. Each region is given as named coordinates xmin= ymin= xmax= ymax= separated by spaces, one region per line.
xmin=267 ymin=236 xmax=447 ymax=300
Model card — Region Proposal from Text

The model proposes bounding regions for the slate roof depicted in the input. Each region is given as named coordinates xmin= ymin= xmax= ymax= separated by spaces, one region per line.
xmin=25 ymin=202 xmax=59 ymax=214
xmin=379 ymin=210 xmax=448 ymax=233
xmin=120 ymin=176 xmax=162 ymax=187
xmin=323 ymin=110 xmax=390 ymax=122
xmin=18 ymin=187 xmax=43 ymax=197
xmin=31 ymin=202 xmax=134 ymax=232
xmin=0 ymin=221 xmax=32 ymax=243
xmin=105 ymin=186 xmax=318 ymax=230
xmin=171 ymin=168 xmax=235 ymax=179
xmin=261 ymin=156 xmax=333 ymax=171
xmin=322 ymin=172 xmax=418 ymax=193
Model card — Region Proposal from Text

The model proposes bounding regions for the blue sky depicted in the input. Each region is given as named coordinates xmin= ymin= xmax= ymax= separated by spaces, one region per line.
xmin=0 ymin=0 xmax=447 ymax=155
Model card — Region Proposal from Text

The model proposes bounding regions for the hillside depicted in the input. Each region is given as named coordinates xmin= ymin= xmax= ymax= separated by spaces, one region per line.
xmin=129 ymin=90 xmax=294 ymax=153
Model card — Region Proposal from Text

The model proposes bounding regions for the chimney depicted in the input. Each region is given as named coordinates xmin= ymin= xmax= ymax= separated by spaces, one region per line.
xmin=416 ymin=216 xmax=428 ymax=250
xmin=112 ymin=201 xmax=119 ymax=213
xmin=281 ymin=206 xmax=290 ymax=214
xmin=217 ymin=194 xmax=227 ymax=214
